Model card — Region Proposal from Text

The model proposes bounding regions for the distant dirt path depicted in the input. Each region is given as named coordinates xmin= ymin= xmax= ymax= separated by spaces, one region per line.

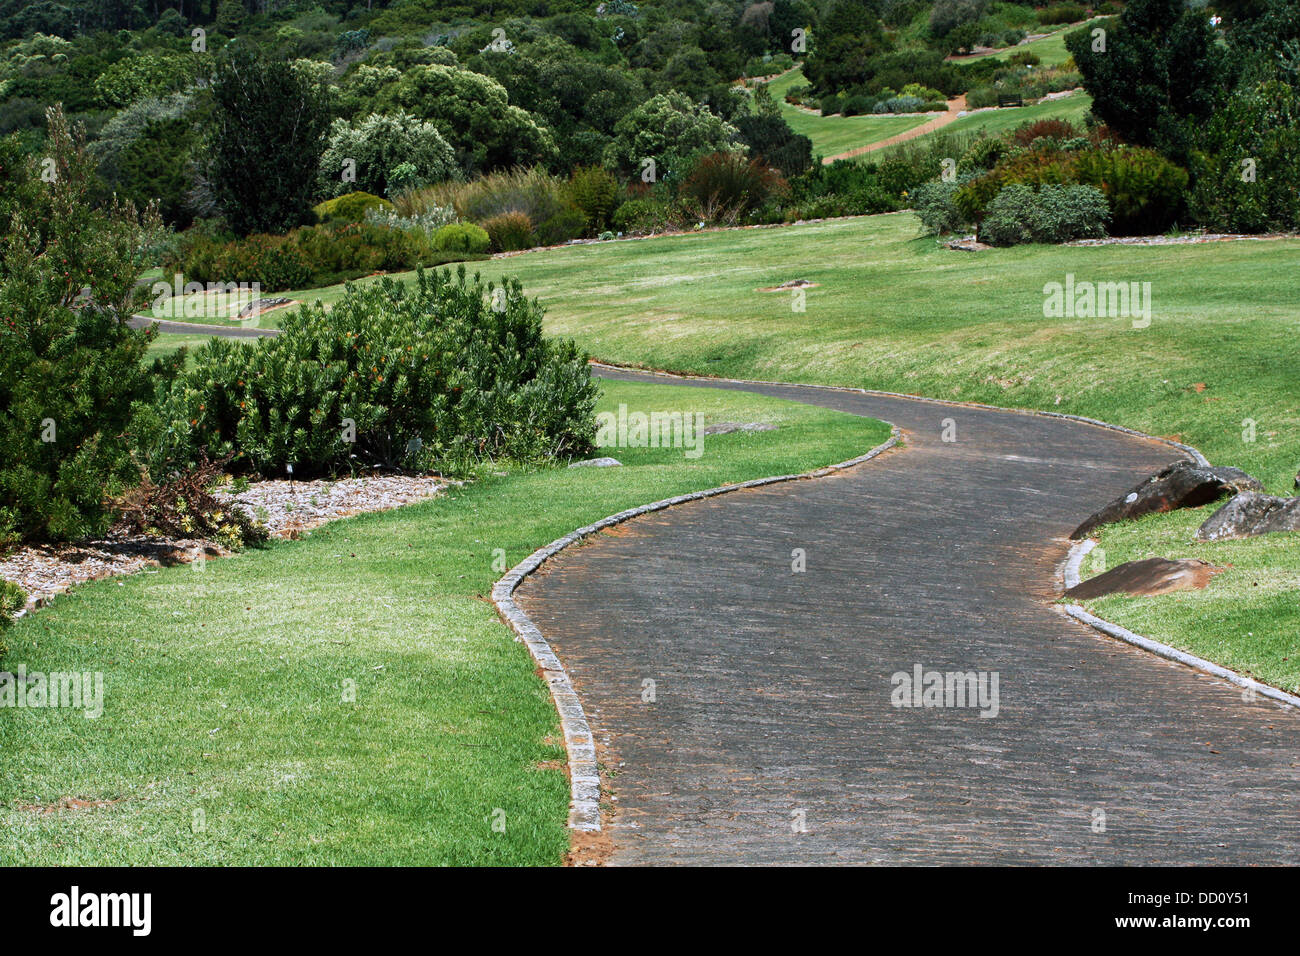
xmin=822 ymin=95 xmax=968 ymax=164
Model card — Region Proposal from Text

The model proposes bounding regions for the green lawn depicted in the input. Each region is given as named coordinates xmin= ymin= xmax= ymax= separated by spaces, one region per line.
xmin=1079 ymin=508 xmax=1300 ymax=695
xmin=132 ymin=213 xmax=1300 ymax=692
xmin=0 ymin=378 xmax=888 ymax=865
xmin=957 ymin=17 xmax=1104 ymax=67
xmin=763 ymin=67 xmax=931 ymax=159
xmin=939 ymin=90 xmax=1091 ymax=139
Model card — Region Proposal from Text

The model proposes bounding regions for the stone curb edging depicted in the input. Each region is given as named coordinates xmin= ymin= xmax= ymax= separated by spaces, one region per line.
xmin=1060 ymin=539 xmax=1300 ymax=711
xmin=590 ymin=361 xmax=1210 ymax=467
xmin=491 ymin=427 xmax=901 ymax=831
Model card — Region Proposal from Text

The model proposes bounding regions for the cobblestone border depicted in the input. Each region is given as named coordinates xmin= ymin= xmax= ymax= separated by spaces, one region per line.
xmin=490 ymin=427 xmax=901 ymax=831
xmin=1061 ymin=539 xmax=1300 ymax=711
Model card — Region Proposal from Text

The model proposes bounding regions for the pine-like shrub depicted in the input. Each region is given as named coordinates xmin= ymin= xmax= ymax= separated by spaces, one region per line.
xmin=140 ymin=267 xmax=597 ymax=477
xmin=0 ymin=109 xmax=159 ymax=546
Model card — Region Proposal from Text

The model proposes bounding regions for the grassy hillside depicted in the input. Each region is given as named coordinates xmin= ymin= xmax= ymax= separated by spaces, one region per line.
xmin=763 ymin=67 xmax=932 ymax=158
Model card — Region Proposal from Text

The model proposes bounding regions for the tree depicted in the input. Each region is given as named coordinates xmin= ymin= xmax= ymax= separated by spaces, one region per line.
xmin=1066 ymin=0 xmax=1232 ymax=157
xmin=602 ymin=92 xmax=739 ymax=181
xmin=318 ymin=111 xmax=458 ymax=198
xmin=206 ymin=46 xmax=333 ymax=235
xmin=0 ymin=107 xmax=158 ymax=544
xmin=371 ymin=64 xmax=557 ymax=174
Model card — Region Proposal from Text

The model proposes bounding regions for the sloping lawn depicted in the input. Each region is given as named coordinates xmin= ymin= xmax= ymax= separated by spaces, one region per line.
xmin=763 ymin=67 xmax=930 ymax=158
xmin=0 ymin=379 xmax=888 ymax=865
xmin=132 ymin=213 xmax=1300 ymax=692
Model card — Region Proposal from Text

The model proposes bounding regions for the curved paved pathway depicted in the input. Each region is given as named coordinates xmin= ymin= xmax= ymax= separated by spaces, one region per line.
xmin=519 ymin=368 xmax=1300 ymax=865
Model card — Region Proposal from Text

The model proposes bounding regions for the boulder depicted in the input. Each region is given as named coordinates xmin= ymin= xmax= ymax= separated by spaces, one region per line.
xmin=1195 ymin=492 xmax=1300 ymax=542
xmin=568 ymin=457 xmax=622 ymax=468
xmin=1071 ymin=460 xmax=1262 ymax=539
xmin=1065 ymin=557 xmax=1224 ymax=599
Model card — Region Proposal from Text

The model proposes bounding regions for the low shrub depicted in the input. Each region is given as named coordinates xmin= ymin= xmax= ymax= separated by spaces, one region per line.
xmin=141 ymin=267 xmax=599 ymax=478
xmin=980 ymin=182 xmax=1109 ymax=245
xmin=911 ymin=179 xmax=969 ymax=234
xmin=1011 ymin=118 xmax=1079 ymax=147
xmin=167 ymin=220 xmax=481 ymax=292
xmin=956 ymin=144 xmax=1186 ymax=235
xmin=114 ymin=452 xmax=268 ymax=551
xmin=0 ymin=579 xmax=23 ymax=660
xmin=966 ymin=86 xmax=999 ymax=109
xmin=533 ymin=205 xmax=586 ymax=246
xmin=565 ymin=165 xmax=620 ymax=236
xmin=432 ymin=222 xmax=490 ymax=254
xmin=612 ymin=197 xmax=672 ymax=234
xmin=1071 ymin=147 xmax=1188 ymax=234
xmin=1037 ymin=4 xmax=1086 ymax=26
xmin=313 ymin=191 xmax=394 ymax=223
xmin=679 ymin=151 xmax=787 ymax=224
xmin=482 ymin=211 xmax=536 ymax=252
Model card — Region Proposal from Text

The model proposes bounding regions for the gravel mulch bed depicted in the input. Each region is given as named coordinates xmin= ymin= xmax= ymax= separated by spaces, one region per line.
xmin=0 ymin=475 xmax=449 ymax=614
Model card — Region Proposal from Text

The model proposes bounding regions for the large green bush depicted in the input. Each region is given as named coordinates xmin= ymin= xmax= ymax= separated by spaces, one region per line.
xmin=317 ymin=111 xmax=458 ymax=199
xmin=139 ymin=267 xmax=598 ymax=478
xmin=0 ymin=110 xmax=158 ymax=546
xmin=433 ymin=222 xmax=490 ymax=254
xmin=956 ymin=145 xmax=1186 ymax=234
xmin=1188 ymin=77 xmax=1300 ymax=233
xmin=980 ymin=183 xmax=1110 ymax=245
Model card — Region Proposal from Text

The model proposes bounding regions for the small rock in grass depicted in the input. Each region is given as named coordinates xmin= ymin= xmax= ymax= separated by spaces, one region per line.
xmin=1065 ymin=557 xmax=1224 ymax=599
xmin=1195 ymin=492 xmax=1300 ymax=541
xmin=568 ymin=457 xmax=622 ymax=468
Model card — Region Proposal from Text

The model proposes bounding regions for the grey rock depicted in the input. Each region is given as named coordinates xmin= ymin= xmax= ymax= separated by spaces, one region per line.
xmin=238 ymin=297 xmax=294 ymax=318
xmin=701 ymin=421 xmax=778 ymax=436
xmin=1072 ymin=460 xmax=1263 ymax=539
xmin=1195 ymin=492 xmax=1300 ymax=541
xmin=568 ymin=457 xmax=622 ymax=468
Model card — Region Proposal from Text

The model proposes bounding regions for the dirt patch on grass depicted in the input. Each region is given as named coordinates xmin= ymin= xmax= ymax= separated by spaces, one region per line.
xmin=19 ymin=796 xmax=125 ymax=814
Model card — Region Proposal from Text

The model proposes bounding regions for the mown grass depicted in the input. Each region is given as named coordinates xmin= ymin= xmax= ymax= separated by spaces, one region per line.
xmin=137 ymin=213 xmax=1300 ymax=689
xmin=955 ymin=17 xmax=1103 ymax=67
xmin=277 ymin=213 xmax=1298 ymax=686
xmin=0 ymin=379 xmax=888 ymax=865
xmin=1078 ymin=508 xmax=1300 ymax=695
xmin=763 ymin=67 xmax=931 ymax=158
